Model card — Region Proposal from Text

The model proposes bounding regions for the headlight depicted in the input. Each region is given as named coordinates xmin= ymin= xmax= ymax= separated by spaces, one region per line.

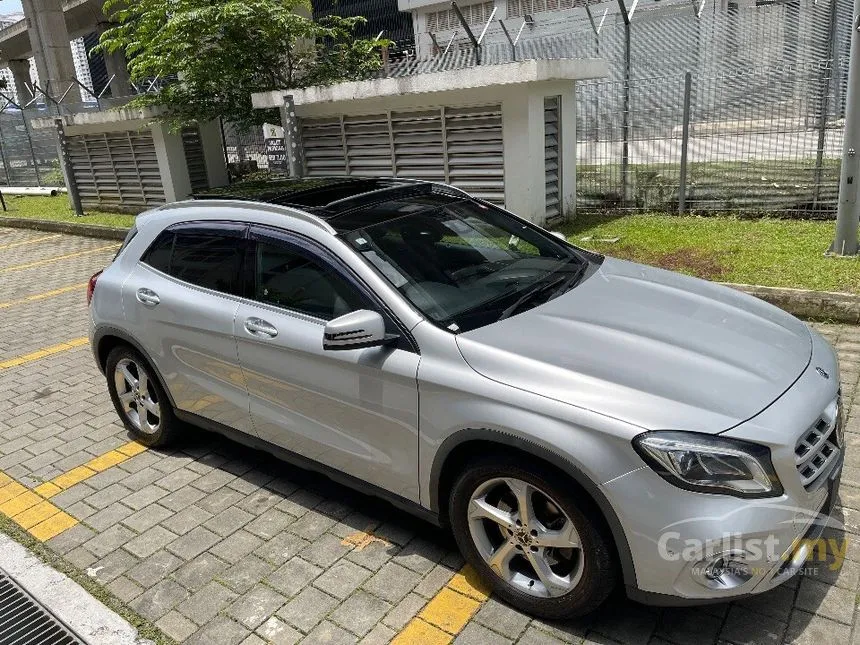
xmin=633 ymin=431 xmax=783 ymax=498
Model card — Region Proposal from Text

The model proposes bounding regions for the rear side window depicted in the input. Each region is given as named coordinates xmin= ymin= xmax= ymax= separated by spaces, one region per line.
xmin=142 ymin=231 xmax=173 ymax=273
xmin=141 ymin=226 xmax=245 ymax=296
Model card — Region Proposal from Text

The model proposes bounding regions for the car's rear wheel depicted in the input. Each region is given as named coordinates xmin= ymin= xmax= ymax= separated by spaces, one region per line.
xmin=449 ymin=455 xmax=617 ymax=619
xmin=106 ymin=345 xmax=177 ymax=447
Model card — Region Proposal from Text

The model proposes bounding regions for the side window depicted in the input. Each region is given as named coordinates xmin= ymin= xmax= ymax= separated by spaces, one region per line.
xmin=140 ymin=228 xmax=244 ymax=296
xmin=171 ymin=232 xmax=244 ymax=295
xmin=141 ymin=231 xmax=173 ymax=273
xmin=255 ymin=240 xmax=366 ymax=320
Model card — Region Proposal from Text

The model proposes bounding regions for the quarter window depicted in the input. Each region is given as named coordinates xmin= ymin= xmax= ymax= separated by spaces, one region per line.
xmin=254 ymin=240 xmax=365 ymax=320
xmin=141 ymin=228 xmax=244 ymax=296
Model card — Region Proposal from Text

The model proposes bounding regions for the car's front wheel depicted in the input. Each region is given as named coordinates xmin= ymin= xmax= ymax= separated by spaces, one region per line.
xmin=449 ymin=455 xmax=617 ymax=619
xmin=106 ymin=345 xmax=177 ymax=447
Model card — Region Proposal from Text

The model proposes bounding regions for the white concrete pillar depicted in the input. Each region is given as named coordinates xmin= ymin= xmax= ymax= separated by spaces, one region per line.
xmin=502 ymin=89 xmax=547 ymax=224
xmin=198 ymin=120 xmax=229 ymax=189
xmin=21 ymin=0 xmax=78 ymax=103
xmin=559 ymin=83 xmax=577 ymax=220
xmin=8 ymin=59 xmax=33 ymax=104
xmin=151 ymin=123 xmax=193 ymax=203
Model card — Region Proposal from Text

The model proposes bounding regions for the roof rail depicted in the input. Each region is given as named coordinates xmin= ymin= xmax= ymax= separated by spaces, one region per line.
xmin=157 ymin=199 xmax=337 ymax=234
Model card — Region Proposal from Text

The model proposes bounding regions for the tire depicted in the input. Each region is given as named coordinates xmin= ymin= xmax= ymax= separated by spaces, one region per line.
xmin=105 ymin=345 xmax=178 ymax=447
xmin=449 ymin=454 xmax=618 ymax=619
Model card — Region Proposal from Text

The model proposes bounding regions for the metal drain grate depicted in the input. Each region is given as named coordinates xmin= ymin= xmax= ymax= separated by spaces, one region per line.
xmin=0 ymin=568 xmax=84 ymax=645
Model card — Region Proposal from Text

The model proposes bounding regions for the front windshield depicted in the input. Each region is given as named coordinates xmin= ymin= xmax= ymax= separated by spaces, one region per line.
xmin=342 ymin=196 xmax=590 ymax=332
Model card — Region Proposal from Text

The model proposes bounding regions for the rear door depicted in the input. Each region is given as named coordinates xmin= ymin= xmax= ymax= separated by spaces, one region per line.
xmin=122 ymin=222 xmax=254 ymax=435
xmin=234 ymin=226 xmax=421 ymax=501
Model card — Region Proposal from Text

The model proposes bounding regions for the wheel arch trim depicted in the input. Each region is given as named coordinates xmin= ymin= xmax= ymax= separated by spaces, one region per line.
xmin=429 ymin=427 xmax=638 ymax=588
xmin=92 ymin=325 xmax=178 ymax=410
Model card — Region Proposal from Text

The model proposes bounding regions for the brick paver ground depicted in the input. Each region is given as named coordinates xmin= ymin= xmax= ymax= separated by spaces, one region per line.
xmin=1 ymin=226 xmax=860 ymax=645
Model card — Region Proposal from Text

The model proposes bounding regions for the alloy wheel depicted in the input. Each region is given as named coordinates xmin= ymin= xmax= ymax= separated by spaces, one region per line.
xmin=114 ymin=358 xmax=161 ymax=435
xmin=468 ymin=477 xmax=584 ymax=598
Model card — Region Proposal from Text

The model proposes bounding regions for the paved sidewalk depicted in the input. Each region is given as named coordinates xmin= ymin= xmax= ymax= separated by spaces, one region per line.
xmin=1 ymin=227 xmax=860 ymax=644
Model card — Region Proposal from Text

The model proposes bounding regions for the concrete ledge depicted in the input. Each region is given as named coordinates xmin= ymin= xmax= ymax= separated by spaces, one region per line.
xmin=724 ymin=282 xmax=860 ymax=324
xmin=252 ymin=58 xmax=609 ymax=109
xmin=0 ymin=216 xmax=130 ymax=240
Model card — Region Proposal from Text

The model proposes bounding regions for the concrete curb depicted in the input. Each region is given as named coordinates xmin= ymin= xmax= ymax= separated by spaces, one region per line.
xmin=0 ymin=216 xmax=129 ymax=240
xmin=0 ymin=533 xmax=152 ymax=645
xmin=2 ymin=216 xmax=858 ymax=324
xmin=724 ymin=282 xmax=860 ymax=324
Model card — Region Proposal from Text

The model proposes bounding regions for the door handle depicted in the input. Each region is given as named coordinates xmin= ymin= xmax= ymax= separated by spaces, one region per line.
xmin=244 ymin=317 xmax=278 ymax=338
xmin=136 ymin=288 xmax=160 ymax=306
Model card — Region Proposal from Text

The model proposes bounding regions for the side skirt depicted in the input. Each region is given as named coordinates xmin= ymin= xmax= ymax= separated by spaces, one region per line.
xmin=174 ymin=409 xmax=442 ymax=527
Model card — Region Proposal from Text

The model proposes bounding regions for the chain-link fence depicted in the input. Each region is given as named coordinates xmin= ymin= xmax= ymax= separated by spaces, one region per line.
xmin=384 ymin=0 xmax=850 ymax=217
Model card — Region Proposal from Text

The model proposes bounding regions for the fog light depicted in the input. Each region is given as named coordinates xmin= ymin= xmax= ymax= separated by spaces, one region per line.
xmin=695 ymin=551 xmax=754 ymax=590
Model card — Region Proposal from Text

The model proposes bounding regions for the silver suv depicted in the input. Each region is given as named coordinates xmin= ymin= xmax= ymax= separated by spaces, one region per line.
xmin=89 ymin=177 xmax=843 ymax=618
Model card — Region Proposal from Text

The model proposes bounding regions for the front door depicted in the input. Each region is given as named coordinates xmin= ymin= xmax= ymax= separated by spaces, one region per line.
xmin=234 ymin=227 xmax=421 ymax=502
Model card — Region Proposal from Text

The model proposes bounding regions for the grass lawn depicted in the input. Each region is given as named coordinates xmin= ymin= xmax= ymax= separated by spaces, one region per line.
xmin=0 ymin=194 xmax=136 ymax=228
xmin=558 ymin=213 xmax=860 ymax=294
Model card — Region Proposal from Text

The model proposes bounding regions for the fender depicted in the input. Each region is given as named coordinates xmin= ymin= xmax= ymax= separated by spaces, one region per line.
xmin=430 ymin=427 xmax=638 ymax=588
xmin=91 ymin=325 xmax=179 ymax=410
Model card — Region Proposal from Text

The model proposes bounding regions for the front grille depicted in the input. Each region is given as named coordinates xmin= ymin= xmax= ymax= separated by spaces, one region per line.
xmin=795 ymin=397 xmax=842 ymax=490
xmin=0 ymin=568 xmax=84 ymax=645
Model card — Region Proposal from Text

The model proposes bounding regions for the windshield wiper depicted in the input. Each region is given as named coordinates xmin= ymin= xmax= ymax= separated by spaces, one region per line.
xmin=496 ymin=261 xmax=588 ymax=322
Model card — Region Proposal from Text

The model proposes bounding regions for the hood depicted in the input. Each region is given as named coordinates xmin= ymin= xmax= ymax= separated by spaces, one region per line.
xmin=456 ymin=258 xmax=812 ymax=434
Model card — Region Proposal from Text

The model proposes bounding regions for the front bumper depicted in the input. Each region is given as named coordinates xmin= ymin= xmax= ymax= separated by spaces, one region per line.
xmin=608 ymin=327 xmax=844 ymax=604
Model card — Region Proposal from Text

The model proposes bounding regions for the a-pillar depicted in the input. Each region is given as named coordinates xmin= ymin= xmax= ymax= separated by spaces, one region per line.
xmin=151 ymin=123 xmax=193 ymax=203
xmin=20 ymin=0 xmax=78 ymax=103
xmin=8 ymin=59 xmax=33 ymax=104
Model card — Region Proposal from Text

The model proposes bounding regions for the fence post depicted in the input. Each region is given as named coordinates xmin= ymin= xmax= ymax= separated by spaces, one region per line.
xmin=813 ymin=0 xmax=838 ymax=210
xmin=679 ymin=71 xmax=692 ymax=214
xmin=617 ymin=0 xmax=633 ymax=207
xmin=54 ymin=118 xmax=83 ymax=216
xmin=279 ymin=94 xmax=304 ymax=178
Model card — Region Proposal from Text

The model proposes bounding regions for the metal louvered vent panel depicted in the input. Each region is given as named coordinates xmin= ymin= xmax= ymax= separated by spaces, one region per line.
xmin=0 ymin=569 xmax=83 ymax=645
xmin=301 ymin=104 xmax=505 ymax=204
xmin=444 ymin=105 xmax=504 ymax=204
xmin=344 ymin=114 xmax=392 ymax=177
xmin=182 ymin=126 xmax=209 ymax=192
xmin=66 ymin=131 xmax=165 ymax=210
xmin=391 ymin=110 xmax=446 ymax=181
xmin=302 ymin=117 xmax=348 ymax=177
xmin=544 ymin=96 xmax=562 ymax=223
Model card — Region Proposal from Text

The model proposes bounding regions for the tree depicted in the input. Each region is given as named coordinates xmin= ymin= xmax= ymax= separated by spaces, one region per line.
xmin=97 ymin=0 xmax=389 ymax=128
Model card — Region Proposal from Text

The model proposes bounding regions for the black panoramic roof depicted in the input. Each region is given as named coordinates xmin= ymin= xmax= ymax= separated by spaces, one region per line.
xmin=193 ymin=176 xmax=468 ymax=232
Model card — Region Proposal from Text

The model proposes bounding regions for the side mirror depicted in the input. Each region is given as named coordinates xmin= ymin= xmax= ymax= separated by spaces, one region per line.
xmin=550 ymin=231 xmax=567 ymax=241
xmin=323 ymin=309 xmax=397 ymax=351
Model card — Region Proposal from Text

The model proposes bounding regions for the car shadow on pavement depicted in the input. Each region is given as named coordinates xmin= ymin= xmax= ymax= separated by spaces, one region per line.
xmin=147 ymin=424 xmax=838 ymax=643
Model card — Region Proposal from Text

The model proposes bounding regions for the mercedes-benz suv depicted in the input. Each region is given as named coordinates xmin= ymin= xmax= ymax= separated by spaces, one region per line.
xmin=89 ymin=177 xmax=844 ymax=618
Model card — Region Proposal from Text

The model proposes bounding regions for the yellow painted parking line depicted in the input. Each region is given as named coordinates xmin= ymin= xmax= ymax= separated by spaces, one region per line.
xmin=28 ymin=512 xmax=78 ymax=541
xmin=0 ymin=282 xmax=88 ymax=310
xmin=38 ymin=441 xmax=148 ymax=499
xmin=392 ymin=564 xmax=491 ymax=644
xmin=0 ymin=337 xmax=89 ymax=370
xmin=0 ymin=234 xmax=61 ymax=251
xmin=0 ymin=244 xmax=118 ymax=274
xmin=0 ymin=442 xmax=147 ymax=542
xmin=50 ymin=465 xmax=97 ymax=491
xmin=14 ymin=501 xmax=61 ymax=530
